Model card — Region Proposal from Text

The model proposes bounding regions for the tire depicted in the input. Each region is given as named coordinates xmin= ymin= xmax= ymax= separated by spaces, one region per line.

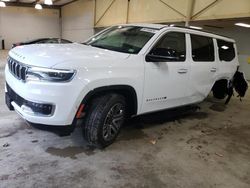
xmin=213 ymin=89 xmax=227 ymax=99
xmin=82 ymin=93 xmax=126 ymax=148
xmin=212 ymin=80 xmax=228 ymax=99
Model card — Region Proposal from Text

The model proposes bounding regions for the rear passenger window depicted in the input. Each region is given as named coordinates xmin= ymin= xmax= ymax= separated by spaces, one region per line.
xmin=217 ymin=40 xmax=235 ymax=61
xmin=150 ymin=32 xmax=186 ymax=61
xmin=191 ymin=35 xmax=214 ymax=62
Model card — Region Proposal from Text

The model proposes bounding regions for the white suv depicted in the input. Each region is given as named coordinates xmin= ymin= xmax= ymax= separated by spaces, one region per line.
xmin=5 ymin=24 xmax=240 ymax=148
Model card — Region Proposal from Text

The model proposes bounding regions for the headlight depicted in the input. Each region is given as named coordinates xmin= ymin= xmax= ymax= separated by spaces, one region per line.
xmin=26 ymin=67 xmax=76 ymax=82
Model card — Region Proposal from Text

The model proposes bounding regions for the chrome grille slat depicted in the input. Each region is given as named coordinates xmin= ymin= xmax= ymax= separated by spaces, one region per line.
xmin=11 ymin=61 xmax=14 ymax=75
xmin=16 ymin=64 xmax=20 ymax=77
xmin=10 ymin=60 xmax=13 ymax=72
xmin=12 ymin=61 xmax=14 ymax=72
xmin=19 ymin=65 xmax=22 ymax=79
xmin=13 ymin=62 xmax=17 ymax=75
xmin=21 ymin=67 xmax=26 ymax=80
xmin=7 ymin=56 xmax=28 ymax=81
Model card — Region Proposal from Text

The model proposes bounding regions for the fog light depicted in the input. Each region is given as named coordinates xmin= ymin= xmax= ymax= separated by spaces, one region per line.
xmin=21 ymin=105 xmax=35 ymax=115
xmin=25 ymin=101 xmax=53 ymax=116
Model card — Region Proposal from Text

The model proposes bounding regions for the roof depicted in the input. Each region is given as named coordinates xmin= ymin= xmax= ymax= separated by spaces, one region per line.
xmin=169 ymin=25 xmax=234 ymax=42
xmin=119 ymin=23 xmax=234 ymax=42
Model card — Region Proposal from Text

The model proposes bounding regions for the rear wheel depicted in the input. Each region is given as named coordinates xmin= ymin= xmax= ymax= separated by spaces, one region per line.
xmin=212 ymin=80 xmax=228 ymax=99
xmin=82 ymin=93 xmax=126 ymax=148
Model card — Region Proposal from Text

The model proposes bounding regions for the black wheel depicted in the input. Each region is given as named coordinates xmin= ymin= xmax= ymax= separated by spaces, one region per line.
xmin=212 ymin=80 xmax=228 ymax=99
xmin=82 ymin=93 xmax=126 ymax=148
xmin=213 ymin=89 xmax=227 ymax=99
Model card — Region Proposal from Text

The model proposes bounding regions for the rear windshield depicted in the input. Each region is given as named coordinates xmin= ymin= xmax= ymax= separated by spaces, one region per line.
xmin=85 ymin=26 xmax=156 ymax=54
xmin=217 ymin=40 xmax=235 ymax=61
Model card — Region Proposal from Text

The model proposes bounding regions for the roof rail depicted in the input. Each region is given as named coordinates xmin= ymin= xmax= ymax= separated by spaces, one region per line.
xmin=168 ymin=24 xmax=232 ymax=39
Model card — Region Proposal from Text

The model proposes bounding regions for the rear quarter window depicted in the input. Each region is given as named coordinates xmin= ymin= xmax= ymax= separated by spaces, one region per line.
xmin=217 ymin=40 xmax=235 ymax=61
xmin=191 ymin=34 xmax=214 ymax=62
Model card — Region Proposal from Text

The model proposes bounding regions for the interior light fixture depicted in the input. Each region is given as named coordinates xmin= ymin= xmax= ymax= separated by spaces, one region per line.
xmin=44 ymin=0 xmax=53 ymax=5
xmin=235 ymin=23 xmax=250 ymax=28
xmin=221 ymin=46 xmax=229 ymax=50
xmin=35 ymin=3 xmax=43 ymax=10
xmin=189 ymin=26 xmax=203 ymax=30
xmin=2 ymin=0 xmax=10 ymax=1
xmin=0 ymin=1 xmax=6 ymax=7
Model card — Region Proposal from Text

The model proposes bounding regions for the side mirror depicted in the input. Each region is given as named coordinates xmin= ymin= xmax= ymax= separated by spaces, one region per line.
xmin=145 ymin=54 xmax=180 ymax=62
xmin=145 ymin=48 xmax=180 ymax=62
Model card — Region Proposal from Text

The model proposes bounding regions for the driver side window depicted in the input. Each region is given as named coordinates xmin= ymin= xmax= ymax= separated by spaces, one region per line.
xmin=149 ymin=32 xmax=186 ymax=62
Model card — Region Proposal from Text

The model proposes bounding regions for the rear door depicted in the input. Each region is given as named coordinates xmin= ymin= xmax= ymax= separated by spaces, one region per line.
xmin=216 ymin=39 xmax=238 ymax=79
xmin=189 ymin=34 xmax=218 ymax=102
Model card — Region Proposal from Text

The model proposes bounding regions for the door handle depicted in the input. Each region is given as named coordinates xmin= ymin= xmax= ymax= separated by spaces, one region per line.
xmin=210 ymin=67 xmax=217 ymax=72
xmin=178 ymin=68 xmax=188 ymax=74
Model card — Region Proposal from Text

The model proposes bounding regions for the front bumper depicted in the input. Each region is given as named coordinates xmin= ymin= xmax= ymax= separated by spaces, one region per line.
xmin=5 ymin=65 xmax=89 ymax=126
xmin=6 ymin=84 xmax=54 ymax=116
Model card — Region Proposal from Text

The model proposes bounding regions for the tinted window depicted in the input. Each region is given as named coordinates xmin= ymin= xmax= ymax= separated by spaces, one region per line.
xmin=191 ymin=35 xmax=214 ymax=62
xmin=217 ymin=40 xmax=235 ymax=61
xmin=150 ymin=32 xmax=186 ymax=61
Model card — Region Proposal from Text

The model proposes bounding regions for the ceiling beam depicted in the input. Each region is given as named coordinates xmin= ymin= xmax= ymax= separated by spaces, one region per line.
xmin=4 ymin=0 xmax=79 ymax=9
xmin=185 ymin=0 xmax=195 ymax=26
xmin=158 ymin=0 xmax=186 ymax=18
xmin=191 ymin=0 xmax=222 ymax=20
xmin=60 ymin=0 xmax=79 ymax=7
xmin=126 ymin=0 xmax=130 ymax=24
xmin=53 ymin=0 xmax=63 ymax=3
xmin=95 ymin=0 xmax=116 ymax=26
xmin=5 ymin=2 xmax=61 ymax=9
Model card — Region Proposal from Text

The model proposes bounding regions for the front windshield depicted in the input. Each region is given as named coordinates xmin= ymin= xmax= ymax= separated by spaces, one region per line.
xmin=85 ymin=26 xmax=157 ymax=54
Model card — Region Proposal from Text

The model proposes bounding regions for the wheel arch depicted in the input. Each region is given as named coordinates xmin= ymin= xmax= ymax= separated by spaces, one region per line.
xmin=212 ymin=78 xmax=230 ymax=99
xmin=81 ymin=85 xmax=138 ymax=117
xmin=212 ymin=77 xmax=231 ymax=90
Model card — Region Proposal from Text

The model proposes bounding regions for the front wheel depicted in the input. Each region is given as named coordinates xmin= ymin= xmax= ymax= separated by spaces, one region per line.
xmin=82 ymin=93 xmax=126 ymax=148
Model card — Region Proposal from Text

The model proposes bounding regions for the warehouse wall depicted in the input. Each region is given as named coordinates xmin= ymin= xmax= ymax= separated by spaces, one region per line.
xmin=193 ymin=0 xmax=250 ymax=21
xmin=94 ymin=0 xmax=250 ymax=27
xmin=61 ymin=0 xmax=95 ymax=42
xmin=209 ymin=28 xmax=250 ymax=80
xmin=95 ymin=0 xmax=129 ymax=27
xmin=0 ymin=7 xmax=60 ymax=49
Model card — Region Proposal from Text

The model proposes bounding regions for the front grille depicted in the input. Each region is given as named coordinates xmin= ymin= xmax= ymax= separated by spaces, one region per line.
xmin=7 ymin=56 xmax=28 ymax=81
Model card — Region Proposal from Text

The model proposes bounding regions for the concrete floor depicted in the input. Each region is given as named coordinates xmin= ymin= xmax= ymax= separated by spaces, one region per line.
xmin=0 ymin=50 xmax=250 ymax=188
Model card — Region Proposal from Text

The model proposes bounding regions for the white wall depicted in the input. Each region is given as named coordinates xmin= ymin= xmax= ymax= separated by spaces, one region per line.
xmin=0 ymin=7 xmax=60 ymax=49
xmin=61 ymin=0 xmax=95 ymax=42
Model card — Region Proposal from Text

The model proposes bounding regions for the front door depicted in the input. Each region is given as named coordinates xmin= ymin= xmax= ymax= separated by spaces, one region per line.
xmin=141 ymin=32 xmax=190 ymax=114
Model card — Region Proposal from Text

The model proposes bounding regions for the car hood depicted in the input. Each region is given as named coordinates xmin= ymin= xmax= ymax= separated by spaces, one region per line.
xmin=9 ymin=43 xmax=130 ymax=68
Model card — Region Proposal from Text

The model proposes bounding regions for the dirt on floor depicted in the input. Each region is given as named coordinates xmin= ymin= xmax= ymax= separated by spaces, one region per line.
xmin=0 ymin=50 xmax=250 ymax=188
